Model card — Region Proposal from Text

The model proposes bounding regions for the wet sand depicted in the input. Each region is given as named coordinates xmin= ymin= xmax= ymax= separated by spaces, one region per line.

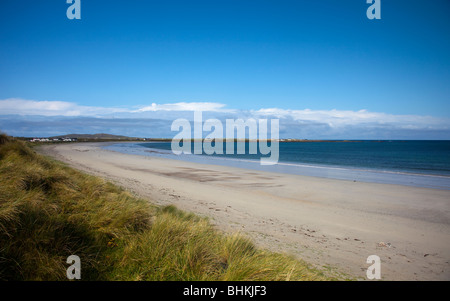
xmin=38 ymin=142 xmax=450 ymax=280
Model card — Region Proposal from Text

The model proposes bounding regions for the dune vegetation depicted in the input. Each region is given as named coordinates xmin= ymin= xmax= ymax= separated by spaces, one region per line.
xmin=0 ymin=134 xmax=332 ymax=281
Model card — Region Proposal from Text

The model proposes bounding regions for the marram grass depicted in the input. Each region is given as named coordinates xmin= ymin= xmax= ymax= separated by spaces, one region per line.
xmin=0 ymin=134 xmax=332 ymax=281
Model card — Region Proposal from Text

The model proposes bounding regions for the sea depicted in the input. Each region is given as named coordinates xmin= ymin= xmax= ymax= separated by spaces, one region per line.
xmin=103 ymin=140 xmax=450 ymax=190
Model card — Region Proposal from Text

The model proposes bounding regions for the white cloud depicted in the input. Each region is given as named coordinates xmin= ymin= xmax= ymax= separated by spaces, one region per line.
xmin=0 ymin=99 xmax=235 ymax=117
xmin=252 ymin=107 xmax=450 ymax=130
xmin=135 ymin=102 xmax=232 ymax=113
xmin=1 ymin=98 xmax=449 ymax=139
xmin=0 ymin=98 xmax=128 ymax=117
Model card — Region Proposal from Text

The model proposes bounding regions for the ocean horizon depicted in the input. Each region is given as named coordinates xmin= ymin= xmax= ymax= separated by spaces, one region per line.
xmin=104 ymin=140 xmax=450 ymax=190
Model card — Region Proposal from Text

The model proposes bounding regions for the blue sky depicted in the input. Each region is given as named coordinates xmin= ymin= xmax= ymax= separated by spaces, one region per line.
xmin=1 ymin=0 xmax=450 ymax=138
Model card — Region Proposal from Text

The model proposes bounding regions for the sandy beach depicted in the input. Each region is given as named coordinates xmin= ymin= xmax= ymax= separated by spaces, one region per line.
xmin=38 ymin=142 xmax=450 ymax=280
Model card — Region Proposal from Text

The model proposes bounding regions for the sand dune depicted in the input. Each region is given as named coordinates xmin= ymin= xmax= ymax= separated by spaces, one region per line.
xmin=39 ymin=143 xmax=450 ymax=280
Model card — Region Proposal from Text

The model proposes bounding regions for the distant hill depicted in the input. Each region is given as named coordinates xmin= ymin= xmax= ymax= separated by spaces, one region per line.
xmin=50 ymin=133 xmax=140 ymax=140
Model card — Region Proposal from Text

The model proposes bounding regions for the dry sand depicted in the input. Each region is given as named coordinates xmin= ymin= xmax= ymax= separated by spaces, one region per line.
xmin=38 ymin=142 xmax=450 ymax=280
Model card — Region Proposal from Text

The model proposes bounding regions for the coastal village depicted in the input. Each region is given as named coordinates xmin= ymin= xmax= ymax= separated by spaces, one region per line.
xmin=29 ymin=137 xmax=78 ymax=142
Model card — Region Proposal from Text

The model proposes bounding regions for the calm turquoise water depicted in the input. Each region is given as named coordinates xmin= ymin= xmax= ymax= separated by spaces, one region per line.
xmin=104 ymin=141 xmax=450 ymax=189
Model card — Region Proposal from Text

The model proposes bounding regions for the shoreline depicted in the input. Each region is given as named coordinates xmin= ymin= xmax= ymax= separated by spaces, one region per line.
xmin=38 ymin=142 xmax=450 ymax=280
xmin=104 ymin=142 xmax=450 ymax=190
